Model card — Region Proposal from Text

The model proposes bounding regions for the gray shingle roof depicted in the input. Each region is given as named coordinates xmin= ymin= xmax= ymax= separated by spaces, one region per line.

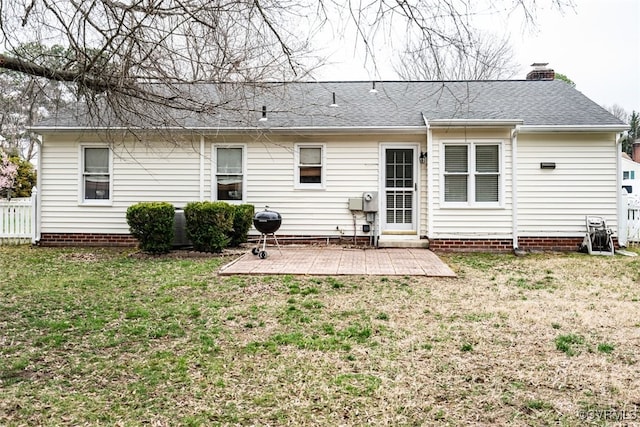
xmin=35 ymin=80 xmax=626 ymax=130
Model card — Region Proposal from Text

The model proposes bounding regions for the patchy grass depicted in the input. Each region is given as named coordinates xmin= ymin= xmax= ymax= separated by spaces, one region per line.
xmin=1 ymin=246 xmax=639 ymax=425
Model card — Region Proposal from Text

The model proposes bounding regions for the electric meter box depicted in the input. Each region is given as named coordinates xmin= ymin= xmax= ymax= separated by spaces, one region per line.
xmin=362 ymin=192 xmax=378 ymax=212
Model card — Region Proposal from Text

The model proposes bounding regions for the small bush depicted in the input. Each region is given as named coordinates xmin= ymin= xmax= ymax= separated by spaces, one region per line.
xmin=184 ymin=201 xmax=234 ymax=253
xmin=126 ymin=202 xmax=175 ymax=254
xmin=230 ymin=204 xmax=255 ymax=247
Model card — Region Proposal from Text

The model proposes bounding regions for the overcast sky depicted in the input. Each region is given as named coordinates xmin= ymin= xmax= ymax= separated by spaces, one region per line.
xmin=314 ymin=0 xmax=640 ymax=116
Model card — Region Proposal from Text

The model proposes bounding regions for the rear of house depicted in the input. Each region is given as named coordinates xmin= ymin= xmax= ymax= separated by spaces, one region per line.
xmin=31 ymin=70 xmax=627 ymax=251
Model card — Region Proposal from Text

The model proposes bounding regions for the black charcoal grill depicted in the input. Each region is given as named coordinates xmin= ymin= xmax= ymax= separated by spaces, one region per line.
xmin=252 ymin=207 xmax=282 ymax=259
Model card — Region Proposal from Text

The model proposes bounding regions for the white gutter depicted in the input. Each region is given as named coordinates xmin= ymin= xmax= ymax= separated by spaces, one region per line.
xmin=511 ymin=126 xmax=520 ymax=250
xmin=518 ymin=125 xmax=629 ymax=133
xmin=428 ymin=119 xmax=524 ymax=128
xmin=616 ymin=133 xmax=627 ymax=247
xmin=28 ymin=125 xmax=429 ymax=135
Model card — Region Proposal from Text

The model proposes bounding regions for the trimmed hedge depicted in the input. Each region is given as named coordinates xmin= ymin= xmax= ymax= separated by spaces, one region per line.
xmin=184 ymin=201 xmax=235 ymax=253
xmin=126 ymin=202 xmax=175 ymax=254
xmin=230 ymin=204 xmax=255 ymax=247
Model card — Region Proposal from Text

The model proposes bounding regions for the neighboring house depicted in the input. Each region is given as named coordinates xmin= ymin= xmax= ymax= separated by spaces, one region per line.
xmin=30 ymin=65 xmax=628 ymax=252
xmin=622 ymin=151 xmax=640 ymax=195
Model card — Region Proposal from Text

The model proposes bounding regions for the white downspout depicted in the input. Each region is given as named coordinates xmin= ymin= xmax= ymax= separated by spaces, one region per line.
xmin=422 ymin=113 xmax=434 ymax=239
xmin=199 ymin=135 xmax=205 ymax=201
xmin=33 ymin=138 xmax=43 ymax=244
xmin=511 ymin=126 xmax=520 ymax=250
xmin=617 ymin=133 xmax=627 ymax=247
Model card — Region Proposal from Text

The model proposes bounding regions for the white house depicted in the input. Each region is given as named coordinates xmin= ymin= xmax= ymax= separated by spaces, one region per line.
xmin=30 ymin=66 xmax=628 ymax=252
xmin=622 ymin=150 xmax=640 ymax=195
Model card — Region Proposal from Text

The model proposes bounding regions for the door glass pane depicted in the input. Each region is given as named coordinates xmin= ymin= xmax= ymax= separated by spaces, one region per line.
xmin=217 ymin=148 xmax=242 ymax=174
xmin=386 ymin=149 xmax=413 ymax=188
xmin=445 ymin=146 xmax=467 ymax=173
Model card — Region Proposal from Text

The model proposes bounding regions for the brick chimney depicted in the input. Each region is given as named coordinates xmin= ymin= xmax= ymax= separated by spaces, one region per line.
xmin=526 ymin=63 xmax=555 ymax=80
xmin=633 ymin=139 xmax=640 ymax=163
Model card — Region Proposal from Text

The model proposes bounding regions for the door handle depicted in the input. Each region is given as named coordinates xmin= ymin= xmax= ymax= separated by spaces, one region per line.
xmin=414 ymin=183 xmax=417 ymax=191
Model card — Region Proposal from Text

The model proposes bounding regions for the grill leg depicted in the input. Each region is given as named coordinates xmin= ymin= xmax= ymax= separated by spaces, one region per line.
xmin=271 ymin=233 xmax=282 ymax=255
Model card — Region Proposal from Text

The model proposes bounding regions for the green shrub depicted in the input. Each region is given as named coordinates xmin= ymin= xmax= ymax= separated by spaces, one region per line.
xmin=230 ymin=204 xmax=255 ymax=247
xmin=126 ymin=202 xmax=175 ymax=254
xmin=184 ymin=201 xmax=234 ymax=253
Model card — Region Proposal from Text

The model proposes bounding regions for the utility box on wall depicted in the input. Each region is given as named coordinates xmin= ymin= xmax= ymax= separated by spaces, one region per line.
xmin=362 ymin=192 xmax=378 ymax=212
xmin=348 ymin=197 xmax=363 ymax=211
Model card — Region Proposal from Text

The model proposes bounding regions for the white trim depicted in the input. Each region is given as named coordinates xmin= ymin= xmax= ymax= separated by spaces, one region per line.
xmin=426 ymin=119 xmax=434 ymax=238
xmin=30 ymin=125 xmax=429 ymax=135
xmin=429 ymin=119 xmax=524 ymax=127
xmin=511 ymin=126 xmax=520 ymax=249
xmin=518 ymin=125 xmax=628 ymax=133
xmin=440 ymin=139 xmax=504 ymax=209
xmin=78 ymin=144 xmax=113 ymax=206
xmin=294 ymin=143 xmax=326 ymax=190
xmin=34 ymin=139 xmax=43 ymax=243
xmin=199 ymin=135 xmax=205 ymax=201
xmin=212 ymin=144 xmax=247 ymax=203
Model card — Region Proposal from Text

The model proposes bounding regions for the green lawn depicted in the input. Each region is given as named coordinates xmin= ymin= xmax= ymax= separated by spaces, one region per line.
xmin=1 ymin=246 xmax=639 ymax=426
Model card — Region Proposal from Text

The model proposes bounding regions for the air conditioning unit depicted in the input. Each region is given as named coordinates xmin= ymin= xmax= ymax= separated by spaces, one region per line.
xmin=173 ymin=208 xmax=192 ymax=248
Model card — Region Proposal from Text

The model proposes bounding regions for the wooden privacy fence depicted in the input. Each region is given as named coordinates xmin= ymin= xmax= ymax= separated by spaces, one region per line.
xmin=0 ymin=197 xmax=33 ymax=244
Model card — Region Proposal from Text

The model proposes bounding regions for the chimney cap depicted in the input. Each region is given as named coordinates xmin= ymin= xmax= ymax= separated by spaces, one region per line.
xmin=531 ymin=62 xmax=550 ymax=69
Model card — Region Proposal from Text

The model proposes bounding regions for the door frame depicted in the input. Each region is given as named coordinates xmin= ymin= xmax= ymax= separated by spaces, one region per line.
xmin=379 ymin=143 xmax=420 ymax=234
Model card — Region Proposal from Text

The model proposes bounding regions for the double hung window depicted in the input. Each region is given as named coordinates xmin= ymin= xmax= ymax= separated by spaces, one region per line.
xmin=81 ymin=146 xmax=111 ymax=203
xmin=214 ymin=146 xmax=244 ymax=201
xmin=295 ymin=144 xmax=325 ymax=188
xmin=443 ymin=142 xmax=501 ymax=206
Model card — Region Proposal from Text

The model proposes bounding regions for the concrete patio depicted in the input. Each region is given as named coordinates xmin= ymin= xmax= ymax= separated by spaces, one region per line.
xmin=219 ymin=246 xmax=456 ymax=277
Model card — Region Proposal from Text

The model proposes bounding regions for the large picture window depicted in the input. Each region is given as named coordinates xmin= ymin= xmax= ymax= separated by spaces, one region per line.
xmin=443 ymin=142 xmax=501 ymax=205
xmin=81 ymin=146 xmax=111 ymax=202
xmin=214 ymin=146 xmax=244 ymax=201
xmin=295 ymin=144 xmax=325 ymax=188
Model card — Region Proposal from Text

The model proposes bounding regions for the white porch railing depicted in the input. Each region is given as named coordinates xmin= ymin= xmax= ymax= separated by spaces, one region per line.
xmin=0 ymin=197 xmax=33 ymax=244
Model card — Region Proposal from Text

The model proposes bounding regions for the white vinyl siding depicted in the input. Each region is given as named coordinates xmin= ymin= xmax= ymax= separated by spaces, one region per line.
xmin=517 ymin=133 xmax=618 ymax=236
xmin=41 ymin=135 xmax=204 ymax=234
xmin=430 ymin=131 xmax=512 ymax=239
xmin=40 ymin=133 xmax=421 ymax=238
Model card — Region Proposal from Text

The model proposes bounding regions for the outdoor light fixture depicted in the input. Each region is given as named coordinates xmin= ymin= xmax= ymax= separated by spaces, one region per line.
xmin=259 ymin=105 xmax=267 ymax=121
xmin=369 ymin=81 xmax=378 ymax=93
xmin=419 ymin=151 xmax=427 ymax=164
xmin=540 ymin=162 xmax=556 ymax=169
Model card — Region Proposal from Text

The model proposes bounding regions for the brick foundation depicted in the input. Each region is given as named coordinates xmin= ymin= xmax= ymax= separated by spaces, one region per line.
xmin=37 ymin=233 xmax=370 ymax=248
xmin=429 ymin=239 xmax=513 ymax=253
xmin=38 ymin=233 xmax=138 ymax=247
xmin=430 ymin=236 xmax=613 ymax=253
xmin=37 ymin=233 xmax=608 ymax=253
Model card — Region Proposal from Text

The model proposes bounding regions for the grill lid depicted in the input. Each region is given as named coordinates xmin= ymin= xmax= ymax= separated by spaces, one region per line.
xmin=253 ymin=207 xmax=282 ymax=234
